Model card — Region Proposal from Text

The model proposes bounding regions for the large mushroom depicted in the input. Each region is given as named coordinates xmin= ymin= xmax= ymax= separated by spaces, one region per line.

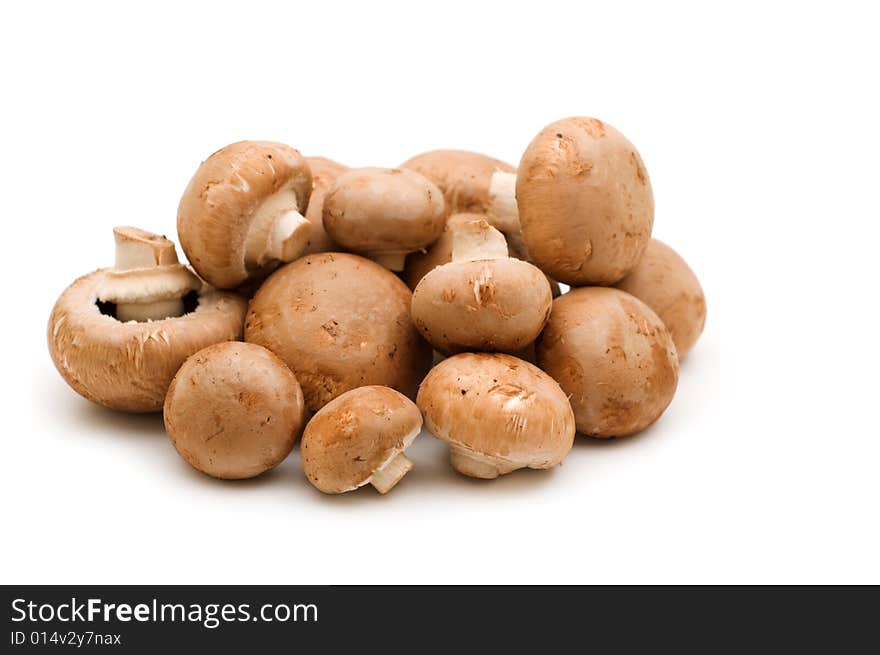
xmin=245 ymin=253 xmax=432 ymax=411
xmin=536 ymin=287 xmax=678 ymax=437
xmin=164 ymin=341 xmax=305 ymax=480
xmin=614 ymin=238 xmax=707 ymax=359
xmin=417 ymin=353 xmax=575 ymax=479
xmin=177 ymin=141 xmax=313 ymax=289
xmin=301 ymin=386 xmax=422 ymax=494
xmin=303 ymin=156 xmax=349 ymax=255
xmin=516 ymin=117 xmax=654 ymax=285
xmin=48 ymin=227 xmax=247 ymax=412
xmin=411 ymin=218 xmax=552 ymax=354
xmin=400 ymin=149 xmax=519 ymax=244
xmin=322 ymin=168 xmax=445 ymax=271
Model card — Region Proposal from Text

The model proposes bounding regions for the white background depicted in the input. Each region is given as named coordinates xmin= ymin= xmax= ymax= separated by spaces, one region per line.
xmin=2 ymin=1 xmax=878 ymax=584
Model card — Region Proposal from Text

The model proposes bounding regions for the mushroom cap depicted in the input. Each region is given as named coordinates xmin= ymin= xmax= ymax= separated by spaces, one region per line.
xmin=303 ymin=156 xmax=349 ymax=255
xmin=177 ymin=141 xmax=313 ymax=289
xmin=164 ymin=341 xmax=305 ymax=479
xmin=301 ymin=386 xmax=422 ymax=493
xmin=411 ymin=258 xmax=553 ymax=354
xmin=516 ymin=117 xmax=654 ymax=285
xmin=400 ymin=149 xmax=515 ymax=216
xmin=322 ymin=168 xmax=445 ymax=255
xmin=614 ymin=239 xmax=706 ymax=359
xmin=536 ymin=287 xmax=678 ymax=437
xmin=244 ymin=253 xmax=432 ymax=411
xmin=417 ymin=353 xmax=575 ymax=476
xmin=48 ymin=270 xmax=247 ymax=412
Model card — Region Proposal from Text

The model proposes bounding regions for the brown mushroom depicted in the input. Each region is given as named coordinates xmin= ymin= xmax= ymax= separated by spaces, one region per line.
xmin=177 ymin=141 xmax=313 ymax=289
xmin=48 ymin=227 xmax=247 ymax=412
xmin=536 ymin=287 xmax=678 ymax=437
xmin=516 ymin=117 xmax=654 ymax=285
xmin=417 ymin=353 xmax=575 ymax=479
xmin=245 ymin=253 xmax=432 ymax=411
xmin=614 ymin=238 xmax=706 ymax=359
xmin=303 ymin=156 xmax=349 ymax=255
xmin=411 ymin=218 xmax=552 ymax=354
xmin=400 ymin=149 xmax=519 ymax=243
xmin=164 ymin=342 xmax=305 ymax=479
xmin=322 ymin=168 xmax=445 ymax=270
xmin=301 ymin=386 xmax=422 ymax=494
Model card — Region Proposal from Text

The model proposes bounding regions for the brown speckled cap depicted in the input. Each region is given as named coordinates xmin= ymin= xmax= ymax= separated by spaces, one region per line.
xmin=244 ymin=253 xmax=432 ymax=411
xmin=536 ymin=287 xmax=678 ymax=437
xmin=301 ymin=386 xmax=422 ymax=494
xmin=517 ymin=117 xmax=654 ymax=285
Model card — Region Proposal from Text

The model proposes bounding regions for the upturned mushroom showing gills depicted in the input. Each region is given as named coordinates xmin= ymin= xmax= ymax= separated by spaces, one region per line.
xmin=301 ymin=386 xmax=422 ymax=494
xmin=536 ymin=287 xmax=679 ymax=437
xmin=614 ymin=238 xmax=707 ymax=360
xmin=303 ymin=156 xmax=349 ymax=255
xmin=177 ymin=141 xmax=313 ymax=289
xmin=417 ymin=353 xmax=575 ymax=479
xmin=400 ymin=149 xmax=520 ymax=245
xmin=322 ymin=167 xmax=446 ymax=271
xmin=411 ymin=218 xmax=552 ymax=355
xmin=516 ymin=117 xmax=654 ymax=285
xmin=164 ymin=342 xmax=305 ymax=480
xmin=48 ymin=227 xmax=247 ymax=412
xmin=245 ymin=253 xmax=432 ymax=412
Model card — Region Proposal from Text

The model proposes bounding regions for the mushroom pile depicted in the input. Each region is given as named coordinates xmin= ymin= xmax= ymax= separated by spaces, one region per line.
xmin=48 ymin=116 xmax=706 ymax=495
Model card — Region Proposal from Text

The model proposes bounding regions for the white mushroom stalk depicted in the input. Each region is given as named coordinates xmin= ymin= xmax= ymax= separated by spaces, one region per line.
xmin=244 ymin=186 xmax=311 ymax=268
xmin=108 ymin=227 xmax=201 ymax=322
xmin=450 ymin=217 xmax=508 ymax=262
xmin=367 ymin=423 xmax=420 ymax=494
xmin=486 ymin=170 xmax=519 ymax=235
xmin=448 ymin=444 xmax=515 ymax=479
xmin=371 ymin=251 xmax=409 ymax=271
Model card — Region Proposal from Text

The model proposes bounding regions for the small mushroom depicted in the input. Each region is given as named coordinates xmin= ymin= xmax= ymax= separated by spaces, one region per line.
xmin=516 ymin=117 xmax=654 ymax=285
xmin=400 ymin=149 xmax=520 ymax=244
xmin=301 ymin=386 xmax=422 ymax=494
xmin=245 ymin=253 xmax=432 ymax=411
xmin=48 ymin=227 xmax=247 ymax=412
xmin=411 ymin=218 xmax=552 ymax=354
xmin=417 ymin=353 xmax=575 ymax=479
xmin=303 ymin=156 xmax=349 ymax=255
xmin=322 ymin=168 xmax=445 ymax=271
xmin=614 ymin=238 xmax=707 ymax=359
xmin=164 ymin=342 xmax=305 ymax=479
xmin=403 ymin=213 xmax=563 ymax=296
xmin=536 ymin=287 xmax=678 ymax=437
xmin=177 ymin=141 xmax=313 ymax=289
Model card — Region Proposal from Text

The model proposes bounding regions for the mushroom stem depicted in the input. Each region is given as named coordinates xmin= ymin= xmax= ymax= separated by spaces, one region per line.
xmin=371 ymin=251 xmax=408 ymax=271
xmin=448 ymin=446 xmax=516 ymax=479
xmin=245 ymin=188 xmax=311 ymax=268
xmin=112 ymin=227 xmax=188 ymax=322
xmin=488 ymin=170 xmax=519 ymax=235
xmin=114 ymin=226 xmax=180 ymax=270
xmin=451 ymin=219 xmax=509 ymax=263
xmin=370 ymin=452 xmax=413 ymax=494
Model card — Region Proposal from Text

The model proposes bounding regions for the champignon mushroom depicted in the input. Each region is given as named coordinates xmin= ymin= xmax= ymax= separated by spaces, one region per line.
xmin=245 ymin=253 xmax=432 ymax=411
xmin=301 ymin=386 xmax=422 ymax=494
xmin=322 ymin=168 xmax=445 ymax=271
xmin=400 ymin=149 xmax=520 ymax=244
xmin=417 ymin=353 xmax=575 ymax=479
xmin=536 ymin=287 xmax=678 ymax=437
xmin=164 ymin=341 xmax=305 ymax=479
xmin=177 ymin=141 xmax=313 ymax=289
xmin=303 ymin=156 xmax=349 ymax=255
xmin=516 ymin=117 xmax=654 ymax=285
xmin=411 ymin=218 xmax=552 ymax=354
xmin=47 ymin=227 xmax=247 ymax=412
xmin=614 ymin=238 xmax=707 ymax=359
